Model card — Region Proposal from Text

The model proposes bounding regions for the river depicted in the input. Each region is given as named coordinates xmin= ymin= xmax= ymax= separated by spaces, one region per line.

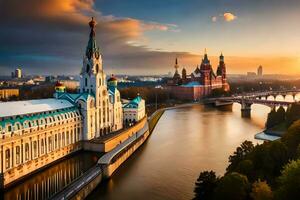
xmin=87 ymin=103 xmax=272 ymax=200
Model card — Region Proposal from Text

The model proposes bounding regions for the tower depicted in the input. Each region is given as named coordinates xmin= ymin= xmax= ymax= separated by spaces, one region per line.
xmin=79 ymin=17 xmax=110 ymax=138
xmin=217 ymin=53 xmax=226 ymax=81
xmin=182 ymin=67 xmax=187 ymax=83
xmin=257 ymin=65 xmax=263 ymax=76
xmin=172 ymin=57 xmax=181 ymax=85
xmin=200 ymin=49 xmax=212 ymax=85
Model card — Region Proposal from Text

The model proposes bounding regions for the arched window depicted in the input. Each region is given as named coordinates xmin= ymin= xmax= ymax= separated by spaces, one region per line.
xmin=62 ymin=132 xmax=65 ymax=146
xmin=48 ymin=137 xmax=52 ymax=152
xmin=7 ymin=124 xmax=12 ymax=132
xmin=16 ymin=146 xmax=21 ymax=165
xmin=58 ymin=133 xmax=61 ymax=148
xmin=5 ymin=149 xmax=10 ymax=169
xmin=55 ymin=134 xmax=57 ymax=149
xmin=25 ymin=143 xmax=30 ymax=161
xmin=96 ymin=64 xmax=99 ymax=73
xmin=86 ymin=64 xmax=90 ymax=73
xmin=33 ymin=141 xmax=37 ymax=158
xmin=70 ymin=130 xmax=73 ymax=143
xmin=41 ymin=139 xmax=45 ymax=154
xmin=85 ymin=78 xmax=88 ymax=87
xmin=66 ymin=131 xmax=69 ymax=145
xmin=15 ymin=123 xmax=21 ymax=131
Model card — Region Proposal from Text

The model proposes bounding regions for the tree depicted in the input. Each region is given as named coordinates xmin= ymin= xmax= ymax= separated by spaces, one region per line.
xmin=194 ymin=171 xmax=219 ymax=200
xmin=276 ymin=106 xmax=285 ymax=124
xmin=213 ymin=172 xmax=249 ymax=200
xmin=250 ymin=180 xmax=273 ymax=200
xmin=281 ymin=120 xmax=300 ymax=158
xmin=285 ymin=103 xmax=300 ymax=127
xmin=275 ymin=159 xmax=300 ymax=200
xmin=266 ymin=109 xmax=277 ymax=129
xmin=236 ymin=159 xmax=254 ymax=180
xmin=227 ymin=140 xmax=254 ymax=172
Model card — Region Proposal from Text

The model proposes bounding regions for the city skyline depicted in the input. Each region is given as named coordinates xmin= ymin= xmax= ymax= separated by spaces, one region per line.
xmin=1 ymin=0 xmax=300 ymax=75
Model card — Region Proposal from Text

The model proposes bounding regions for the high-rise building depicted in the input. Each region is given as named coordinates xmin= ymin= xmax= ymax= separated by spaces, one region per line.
xmin=11 ymin=68 xmax=22 ymax=78
xmin=257 ymin=65 xmax=263 ymax=76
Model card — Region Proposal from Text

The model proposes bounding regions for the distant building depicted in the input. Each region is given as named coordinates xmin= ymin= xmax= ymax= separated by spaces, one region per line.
xmin=257 ymin=65 xmax=263 ymax=76
xmin=247 ymin=72 xmax=256 ymax=77
xmin=167 ymin=51 xmax=230 ymax=101
xmin=123 ymin=95 xmax=146 ymax=124
xmin=0 ymin=88 xmax=19 ymax=100
xmin=11 ymin=68 xmax=22 ymax=79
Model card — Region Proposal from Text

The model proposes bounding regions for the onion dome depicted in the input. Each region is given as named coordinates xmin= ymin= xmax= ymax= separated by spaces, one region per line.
xmin=55 ymin=81 xmax=66 ymax=93
xmin=108 ymin=74 xmax=118 ymax=87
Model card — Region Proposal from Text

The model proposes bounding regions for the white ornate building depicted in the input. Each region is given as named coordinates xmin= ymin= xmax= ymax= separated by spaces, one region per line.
xmin=123 ymin=95 xmax=146 ymax=125
xmin=0 ymin=18 xmax=124 ymax=188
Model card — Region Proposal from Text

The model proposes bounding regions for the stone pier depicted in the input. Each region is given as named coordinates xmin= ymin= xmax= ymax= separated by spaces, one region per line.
xmin=241 ymin=102 xmax=252 ymax=118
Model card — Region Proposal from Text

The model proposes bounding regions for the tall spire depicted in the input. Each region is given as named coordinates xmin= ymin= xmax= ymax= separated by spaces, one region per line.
xmin=86 ymin=17 xmax=100 ymax=59
xmin=203 ymin=48 xmax=209 ymax=63
xmin=174 ymin=57 xmax=179 ymax=70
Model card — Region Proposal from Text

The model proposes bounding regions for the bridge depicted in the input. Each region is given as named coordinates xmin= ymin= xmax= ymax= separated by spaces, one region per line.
xmin=206 ymin=89 xmax=300 ymax=117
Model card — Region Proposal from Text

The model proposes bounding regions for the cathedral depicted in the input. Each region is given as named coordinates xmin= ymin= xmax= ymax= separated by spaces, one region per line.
xmin=0 ymin=18 xmax=128 ymax=187
xmin=168 ymin=51 xmax=230 ymax=100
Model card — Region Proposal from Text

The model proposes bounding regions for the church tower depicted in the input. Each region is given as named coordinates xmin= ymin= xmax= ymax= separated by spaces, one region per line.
xmin=80 ymin=17 xmax=110 ymax=138
xmin=217 ymin=53 xmax=226 ymax=82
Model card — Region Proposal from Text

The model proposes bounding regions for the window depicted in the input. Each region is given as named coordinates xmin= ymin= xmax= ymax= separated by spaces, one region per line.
xmin=85 ymin=78 xmax=88 ymax=87
xmin=86 ymin=64 xmax=90 ymax=73
xmin=55 ymin=134 xmax=57 ymax=149
xmin=7 ymin=125 xmax=12 ymax=132
xmin=25 ymin=143 xmax=30 ymax=161
xmin=5 ymin=149 xmax=10 ymax=169
xmin=70 ymin=130 xmax=73 ymax=143
xmin=48 ymin=137 xmax=52 ymax=152
xmin=58 ymin=133 xmax=61 ymax=148
xmin=66 ymin=131 xmax=69 ymax=145
xmin=33 ymin=141 xmax=37 ymax=158
xmin=16 ymin=146 xmax=21 ymax=165
xmin=62 ymin=132 xmax=65 ymax=146
xmin=41 ymin=139 xmax=45 ymax=154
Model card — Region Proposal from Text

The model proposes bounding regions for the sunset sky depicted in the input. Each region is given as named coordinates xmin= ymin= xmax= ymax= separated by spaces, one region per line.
xmin=0 ymin=0 xmax=300 ymax=75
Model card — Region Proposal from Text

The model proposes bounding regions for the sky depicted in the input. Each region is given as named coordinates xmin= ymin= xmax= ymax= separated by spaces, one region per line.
xmin=0 ymin=0 xmax=300 ymax=75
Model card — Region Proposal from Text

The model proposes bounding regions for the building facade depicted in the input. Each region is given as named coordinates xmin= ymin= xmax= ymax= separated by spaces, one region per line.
xmin=123 ymin=96 xmax=146 ymax=125
xmin=168 ymin=52 xmax=230 ymax=100
xmin=0 ymin=18 xmax=126 ymax=187
xmin=0 ymin=88 xmax=19 ymax=100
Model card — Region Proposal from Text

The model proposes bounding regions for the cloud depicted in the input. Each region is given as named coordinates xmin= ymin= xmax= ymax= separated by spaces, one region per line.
xmin=0 ymin=0 xmax=184 ymax=75
xmin=223 ymin=12 xmax=237 ymax=22
xmin=211 ymin=12 xmax=237 ymax=23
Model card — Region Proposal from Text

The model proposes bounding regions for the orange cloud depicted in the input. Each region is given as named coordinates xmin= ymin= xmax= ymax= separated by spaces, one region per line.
xmin=223 ymin=12 xmax=237 ymax=22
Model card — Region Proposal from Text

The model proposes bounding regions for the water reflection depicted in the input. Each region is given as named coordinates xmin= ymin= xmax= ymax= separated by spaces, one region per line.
xmin=4 ymin=152 xmax=99 ymax=200
xmin=88 ymin=104 xmax=269 ymax=200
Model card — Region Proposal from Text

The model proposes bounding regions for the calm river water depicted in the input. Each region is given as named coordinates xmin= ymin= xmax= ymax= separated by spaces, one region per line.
xmin=87 ymin=103 xmax=274 ymax=200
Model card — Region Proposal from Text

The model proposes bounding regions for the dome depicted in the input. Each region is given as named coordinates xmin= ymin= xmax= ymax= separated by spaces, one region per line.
xmin=108 ymin=74 xmax=118 ymax=87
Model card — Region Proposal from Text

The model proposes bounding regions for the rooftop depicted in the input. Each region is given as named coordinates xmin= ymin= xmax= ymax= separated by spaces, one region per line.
xmin=0 ymin=98 xmax=74 ymax=118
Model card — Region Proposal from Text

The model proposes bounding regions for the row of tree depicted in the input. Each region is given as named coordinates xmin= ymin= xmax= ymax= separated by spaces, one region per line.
xmin=194 ymin=119 xmax=300 ymax=200
xmin=266 ymin=103 xmax=300 ymax=129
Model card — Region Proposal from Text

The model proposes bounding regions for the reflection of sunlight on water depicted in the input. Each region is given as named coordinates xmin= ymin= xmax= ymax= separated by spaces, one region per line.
xmin=232 ymin=103 xmax=269 ymax=128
